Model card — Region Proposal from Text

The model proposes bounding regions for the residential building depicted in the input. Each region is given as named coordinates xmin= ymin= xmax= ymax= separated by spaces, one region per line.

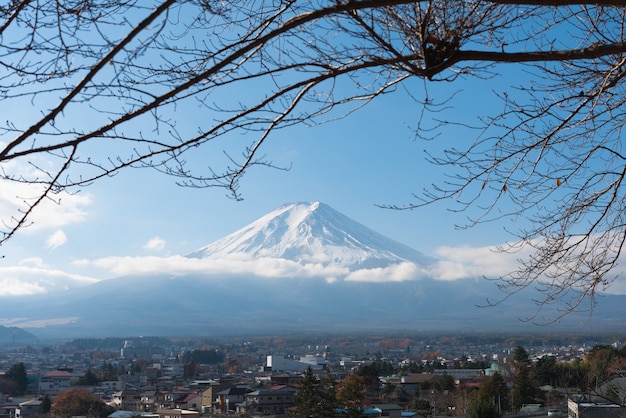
xmin=140 ymin=390 xmax=168 ymax=412
xmin=364 ymin=403 xmax=403 ymax=417
xmin=214 ymin=387 xmax=250 ymax=415
xmin=200 ymin=380 xmax=235 ymax=413
xmin=112 ymin=390 xmax=142 ymax=411
xmin=38 ymin=370 xmax=77 ymax=395
xmin=15 ymin=399 xmax=41 ymax=418
xmin=568 ymin=398 xmax=625 ymax=418
xmin=236 ymin=386 xmax=296 ymax=417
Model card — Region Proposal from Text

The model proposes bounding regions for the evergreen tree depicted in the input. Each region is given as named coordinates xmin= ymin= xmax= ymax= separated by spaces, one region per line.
xmin=469 ymin=398 xmax=501 ymax=418
xmin=356 ymin=363 xmax=381 ymax=398
xmin=437 ymin=373 xmax=455 ymax=392
xmin=535 ymin=356 xmax=558 ymax=386
xmin=477 ymin=372 xmax=508 ymax=413
xmin=39 ymin=395 xmax=52 ymax=414
xmin=513 ymin=346 xmax=529 ymax=364
xmin=319 ymin=368 xmax=338 ymax=417
xmin=511 ymin=347 xmax=535 ymax=411
xmin=75 ymin=369 xmax=99 ymax=386
xmin=5 ymin=363 xmax=28 ymax=396
xmin=292 ymin=367 xmax=337 ymax=418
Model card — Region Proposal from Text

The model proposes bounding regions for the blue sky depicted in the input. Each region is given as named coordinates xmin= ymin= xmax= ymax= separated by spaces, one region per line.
xmin=0 ymin=71 xmax=573 ymax=298
xmin=2 ymin=2 xmax=626 ymax=303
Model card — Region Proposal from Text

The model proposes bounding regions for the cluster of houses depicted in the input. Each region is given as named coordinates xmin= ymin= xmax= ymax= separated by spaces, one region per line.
xmin=1 ymin=340 xmax=626 ymax=418
xmin=0 ymin=352 xmax=419 ymax=418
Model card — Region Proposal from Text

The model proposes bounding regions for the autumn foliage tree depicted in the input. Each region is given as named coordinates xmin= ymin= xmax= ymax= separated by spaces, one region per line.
xmin=2 ymin=1 xmax=626 ymax=317
xmin=584 ymin=345 xmax=626 ymax=395
xmin=336 ymin=374 xmax=367 ymax=418
xmin=52 ymin=388 xmax=113 ymax=418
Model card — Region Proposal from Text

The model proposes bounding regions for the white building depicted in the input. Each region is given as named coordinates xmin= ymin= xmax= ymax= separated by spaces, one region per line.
xmin=266 ymin=355 xmax=325 ymax=372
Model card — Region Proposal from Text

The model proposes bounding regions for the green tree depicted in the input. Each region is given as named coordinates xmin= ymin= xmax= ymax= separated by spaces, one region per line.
xmin=535 ymin=356 xmax=558 ymax=387
xmin=291 ymin=367 xmax=337 ymax=418
xmin=468 ymin=398 xmax=501 ymax=418
xmin=437 ymin=373 xmax=455 ymax=392
xmin=477 ymin=372 xmax=508 ymax=413
xmin=181 ymin=349 xmax=225 ymax=365
xmin=100 ymin=362 xmax=125 ymax=381
xmin=5 ymin=363 xmax=28 ymax=396
xmin=320 ymin=367 xmax=339 ymax=416
xmin=39 ymin=395 xmax=52 ymax=415
xmin=75 ymin=369 xmax=99 ymax=386
xmin=513 ymin=346 xmax=530 ymax=364
xmin=511 ymin=346 xmax=535 ymax=411
xmin=356 ymin=364 xmax=381 ymax=398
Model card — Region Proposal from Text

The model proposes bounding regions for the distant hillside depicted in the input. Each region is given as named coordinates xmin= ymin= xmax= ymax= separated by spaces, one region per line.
xmin=0 ymin=325 xmax=38 ymax=345
xmin=0 ymin=201 xmax=624 ymax=338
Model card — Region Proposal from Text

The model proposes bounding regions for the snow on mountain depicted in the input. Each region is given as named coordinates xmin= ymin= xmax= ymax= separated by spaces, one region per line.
xmin=6 ymin=201 xmax=626 ymax=337
xmin=186 ymin=201 xmax=435 ymax=270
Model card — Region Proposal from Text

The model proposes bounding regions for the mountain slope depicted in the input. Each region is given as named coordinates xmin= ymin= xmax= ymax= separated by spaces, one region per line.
xmin=8 ymin=272 xmax=623 ymax=338
xmin=187 ymin=201 xmax=434 ymax=269
xmin=1 ymin=201 xmax=624 ymax=338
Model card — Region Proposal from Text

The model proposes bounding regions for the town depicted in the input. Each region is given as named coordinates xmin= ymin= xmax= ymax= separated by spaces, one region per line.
xmin=0 ymin=333 xmax=624 ymax=418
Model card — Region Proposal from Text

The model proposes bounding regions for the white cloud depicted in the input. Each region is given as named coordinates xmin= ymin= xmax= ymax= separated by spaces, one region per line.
xmin=46 ymin=230 xmax=68 ymax=249
xmin=0 ymin=160 xmax=92 ymax=234
xmin=345 ymin=262 xmax=425 ymax=283
xmin=429 ymin=243 xmax=626 ymax=295
xmin=430 ymin=244 xmax=522 ymax=281
xmin=9 ymin=240 xmax=626 ymax=297
xmin=0 ymin=317 xmax=78 ymax=328
xmin=19 ymin=257 xmax=47 ymax=268
xmin=0 ymin=278 xmax=47 ymax=296
xmin=75 ymin=254 xmax=432 ymax=284
xmin=600 ymin=255 xmax=626 ymax=295
xmin=75 ymin=246 xmax=517 ymax=283
xmin=144 ymin=236 xmax=166 ymax=251
xmin=603 ymin=278 xmax=626 ymax=295
xmin=74 ymin=254 xmax=350 ymax=280
xmin=0 ymin=262 xmax=99 ymax=296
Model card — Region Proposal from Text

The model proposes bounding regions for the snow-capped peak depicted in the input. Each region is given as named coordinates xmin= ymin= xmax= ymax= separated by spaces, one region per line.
xmin=187 ymin=201 xmax=434 ymax=269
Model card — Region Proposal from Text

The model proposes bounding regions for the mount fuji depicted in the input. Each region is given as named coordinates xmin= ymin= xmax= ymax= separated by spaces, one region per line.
xmin=187 ymin=201 xmax=434 ymax=272
xmin=2 ymin=201 xmax=625 ymax=338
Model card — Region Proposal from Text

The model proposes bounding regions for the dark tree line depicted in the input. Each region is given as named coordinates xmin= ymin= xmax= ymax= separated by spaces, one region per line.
xmin=471 ymin=345 xmax=626 ymax=417
xmin=182 ymin=349 xmax=225 ymax=364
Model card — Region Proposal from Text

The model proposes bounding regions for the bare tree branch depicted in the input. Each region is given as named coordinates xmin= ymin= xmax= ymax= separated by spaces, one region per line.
xmin=1 ymin=0 xmax=626 ymax=320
